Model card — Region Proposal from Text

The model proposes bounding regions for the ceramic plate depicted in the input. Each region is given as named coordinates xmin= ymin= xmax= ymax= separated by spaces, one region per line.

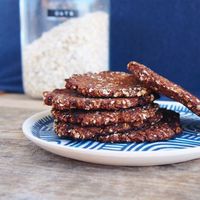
xmin=22 ymin=101 xmax=200 ymax=166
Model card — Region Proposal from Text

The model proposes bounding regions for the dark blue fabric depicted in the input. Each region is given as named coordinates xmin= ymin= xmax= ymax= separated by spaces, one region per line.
xmin=110 ymin=0 xmax=200 ymax=97
xmin=0 ymin=0 xmax=200 ymax=96
xmin=0 ymin=0 xmax=22 ymax=93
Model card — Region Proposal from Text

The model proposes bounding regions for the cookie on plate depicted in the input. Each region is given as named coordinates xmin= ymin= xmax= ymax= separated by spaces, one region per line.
xmin=52 ymin=103 xmax=160 ymax=126
xmin=65 ymin=71 xmax=153 ymax=97
xmin=97 ymin=109 xmax=182 ymax=143
xmin=43 ymin=88 xmax=158 ymax=111
xmin=128 ymin=61 xmax=200 ymax=116
xmin=54 ymin=111 xmax=163 ymax=139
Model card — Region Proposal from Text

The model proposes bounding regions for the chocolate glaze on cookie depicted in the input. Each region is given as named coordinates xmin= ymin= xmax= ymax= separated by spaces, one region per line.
xmin=97 ymin=109 xmax=182 ymax=143
xmin=43 ymin=89 xmax=158 ymax=111
xmin=52 ymin=103 xmax=159 ymax=126
xmin=54 ymin=112 xmax=163 ymax=139
xmin=128 ymin=61 xmax=200 ymax=116
xmin=65 ymin=71 xmax=153 ymax=97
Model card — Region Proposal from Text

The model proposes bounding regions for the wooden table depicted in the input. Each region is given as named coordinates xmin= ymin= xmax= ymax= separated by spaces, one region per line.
xmin=1 ymin=93 xmax=200 ymax=200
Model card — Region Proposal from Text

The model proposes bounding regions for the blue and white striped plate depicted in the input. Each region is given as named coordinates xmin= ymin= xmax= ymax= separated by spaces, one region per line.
xmin=22 ymin=101 xmax=200 ymax=166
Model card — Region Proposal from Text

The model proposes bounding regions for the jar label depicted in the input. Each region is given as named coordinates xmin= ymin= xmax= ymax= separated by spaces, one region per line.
xmin=47 ymin=9 xmax=78 ymax=18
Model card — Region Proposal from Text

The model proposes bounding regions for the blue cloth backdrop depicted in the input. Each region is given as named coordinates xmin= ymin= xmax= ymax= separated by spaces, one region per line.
xmin=0 ymin=0 xmax=200 ymax=96
xmin=0 ymin=0 xmax=22 ymax=92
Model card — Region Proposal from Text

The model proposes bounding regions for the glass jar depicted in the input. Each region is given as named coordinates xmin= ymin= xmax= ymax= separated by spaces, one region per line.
xmin=20 ymin=0 xmax=110 ymax=98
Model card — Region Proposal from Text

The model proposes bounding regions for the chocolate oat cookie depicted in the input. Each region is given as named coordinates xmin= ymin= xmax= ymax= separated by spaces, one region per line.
xmin=128 ymin=61 xmax=200 ymax=116
xmin=52 ymin=103 xmax=160 ymax=126
xmin=65 ymin=71 xmax=153 ymax=97
xmin=43 ymin=88 xmax=158 ymax=111
xmin=97 ymin=109 xmax=182 ymax=143
xmin=54 ymin=112 xmax=163 ymax=139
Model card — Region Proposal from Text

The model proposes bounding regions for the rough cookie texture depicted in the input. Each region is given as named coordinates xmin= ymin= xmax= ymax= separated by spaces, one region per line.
xmin=128 ymin=61 xmax=200 ymax=116
xmin=97 ymin=109 xmax=182 ymax=143
xmin=54 ymin=112 xmax=163 ymax=139
xmin=43 ymin=88 xmax=158 ymax=111
xmin=52 ymin=103 xmax=159 ymax=126
xmin=65 ymin=71 xmax=153 ymax=97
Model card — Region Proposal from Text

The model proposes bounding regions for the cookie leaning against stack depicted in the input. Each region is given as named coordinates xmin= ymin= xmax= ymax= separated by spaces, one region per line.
xmin=43 ymin=71 xmax=182 ymax=142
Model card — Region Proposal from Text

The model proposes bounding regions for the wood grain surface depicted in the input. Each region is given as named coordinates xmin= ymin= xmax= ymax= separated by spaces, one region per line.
xmin=0 ymin=94 xmax=200 ymax=200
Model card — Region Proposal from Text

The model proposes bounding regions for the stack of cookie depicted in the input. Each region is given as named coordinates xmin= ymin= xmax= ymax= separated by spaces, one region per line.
xmin=43 ymin=70 xmax=182 ymax=142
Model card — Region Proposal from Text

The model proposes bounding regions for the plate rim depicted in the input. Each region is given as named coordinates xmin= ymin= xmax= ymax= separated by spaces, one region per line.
xmin=22 ymin=100 xmax=200 ymax=159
